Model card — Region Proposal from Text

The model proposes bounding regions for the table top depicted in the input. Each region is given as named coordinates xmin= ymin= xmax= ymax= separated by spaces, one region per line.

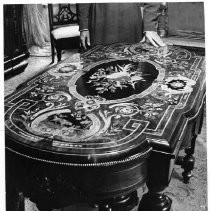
xmin=5 ymin=43 xmax=205 ymax=163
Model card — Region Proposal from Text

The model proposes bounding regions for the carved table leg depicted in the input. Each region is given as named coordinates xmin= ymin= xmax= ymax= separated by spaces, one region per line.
xmin=56 ymin=47 xmax=62 ymax=62
xmin=182 ymin=139 xmax=196 ymax=184
xmin=94 ymin=191 xmax=139 ymax=211
xmin=138 ymin=185 xmax=172 ymax=211
xmin=138 ymin=151 xmax=172 ymax=211
xmin=180 ymin=104 xmax=204 ymax=183
xmin=176 ymin=134 xmax=196 ymax=183
xmin=176 ymin=99 xmax=205 ymax=183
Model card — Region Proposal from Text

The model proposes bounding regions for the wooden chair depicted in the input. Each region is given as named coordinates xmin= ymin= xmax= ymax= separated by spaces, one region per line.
xmin=48 ymin=4 xmax=80 ymax=63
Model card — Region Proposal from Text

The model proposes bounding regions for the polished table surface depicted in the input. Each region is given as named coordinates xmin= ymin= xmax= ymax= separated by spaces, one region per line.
xmin=5 ymin=43 xmax=205 ymax=211
xmin=5 ymin=43 xmax=205 ymax=160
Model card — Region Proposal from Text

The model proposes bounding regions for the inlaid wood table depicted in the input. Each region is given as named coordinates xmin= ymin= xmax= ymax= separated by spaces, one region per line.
xmin=5 ymin=43 xmax=205 ymax=211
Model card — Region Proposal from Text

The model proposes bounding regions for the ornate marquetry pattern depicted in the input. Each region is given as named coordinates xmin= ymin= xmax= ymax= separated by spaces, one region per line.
xmin=5 ymin=43 xmax=205 ymax=160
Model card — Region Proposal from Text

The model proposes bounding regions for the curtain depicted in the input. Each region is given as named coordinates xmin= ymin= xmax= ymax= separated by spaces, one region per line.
xmin=22 ymin=4 xmax=51 ymax=56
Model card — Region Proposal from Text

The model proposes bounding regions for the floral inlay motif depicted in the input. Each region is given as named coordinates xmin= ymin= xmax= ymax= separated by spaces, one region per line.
xmin=75 ymin=99 xmax=100 ymax=112
xmin=87 ymin=63 xmax=148 ymax=94
xmin=48 ymin=62 xmax=83 ymax=79
xmin=35 ymin=85 xmax=55 ymax=93
xmin=161 ymin=75 xmax=196 ymax=94
xmin=171 ymin=61 xmax=189 ymax=70
xmin=139 ymin=101 xmax=164 ymax=119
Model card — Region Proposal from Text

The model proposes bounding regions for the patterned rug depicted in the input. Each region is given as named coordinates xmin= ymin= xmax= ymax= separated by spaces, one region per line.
xmin=5 ymin=49 xmax=207 ymax=211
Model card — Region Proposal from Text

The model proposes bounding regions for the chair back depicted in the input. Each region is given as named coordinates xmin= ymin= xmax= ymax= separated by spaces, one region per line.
xmin=48 ymin=3 xmax=80 ymax=63
xmin=48 ymin=4 xmax=78 ymax=30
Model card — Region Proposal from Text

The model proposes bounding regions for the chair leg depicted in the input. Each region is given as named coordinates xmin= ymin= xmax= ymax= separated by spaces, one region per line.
xmin=56 ymin=48 xmax=62 ymax=62
xmin=51 ymin=46 xmax=55 ymax=64
xmin=51 ymin=44 xmax=56 ymax=64
xmin=50 ymin=36 xmax=55 ymax=64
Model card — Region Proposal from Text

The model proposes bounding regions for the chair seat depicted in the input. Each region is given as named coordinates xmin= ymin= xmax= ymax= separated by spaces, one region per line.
xmin=52 ymin=25 xmax=80 ymax=40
